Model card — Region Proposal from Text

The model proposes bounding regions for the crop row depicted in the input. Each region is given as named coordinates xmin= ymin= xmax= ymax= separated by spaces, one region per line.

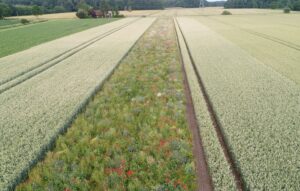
xmin=0 ymin=18 xmax=136 ymax=86
xmin=0 ymin=17 xmax=155 ymax=191
xmin=177 ymin=17 xmax=300 ymax=190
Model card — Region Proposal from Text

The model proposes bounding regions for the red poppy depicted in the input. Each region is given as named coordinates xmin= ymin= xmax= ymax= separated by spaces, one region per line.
xmin=160 ymin=140 xmax=166 ymax=147
xmin=126 ymin=170 xmax=134 ymax=177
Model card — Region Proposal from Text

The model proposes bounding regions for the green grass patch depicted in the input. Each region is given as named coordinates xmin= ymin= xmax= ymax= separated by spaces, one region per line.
xmin=16 ymin=18 xmax=196 ymax=191
xmin=0 ymin=18 xmax=118 ymax=58
xmin=0 ymin=19 xmax=21 ymax=27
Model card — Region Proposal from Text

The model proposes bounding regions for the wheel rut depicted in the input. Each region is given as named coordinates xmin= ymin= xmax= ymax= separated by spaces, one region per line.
xmin=174 ymin=17 xmax=246 ymax=191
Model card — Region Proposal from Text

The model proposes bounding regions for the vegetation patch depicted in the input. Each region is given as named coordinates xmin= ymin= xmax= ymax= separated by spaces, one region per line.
xmin=16 ymin=18 xmax=196 ymax=190
xmin=283 ymin=6 xmax=291 ymax=13
xmin=20 ymin=18 xmax=30 ymax=24
xmin=0 ymin=19 xmax=20 ymax=26
xmin=221 ymin=10 xmax=232 ymax=15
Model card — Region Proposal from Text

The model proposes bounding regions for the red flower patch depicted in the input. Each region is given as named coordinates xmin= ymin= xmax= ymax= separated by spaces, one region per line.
xmin=159 ymin=140 xmax=167 ymax=147
xmin=126 ymin=170 xmax=134 ymax=177
xmin=105 ymin=160 xmax=127 ymax=176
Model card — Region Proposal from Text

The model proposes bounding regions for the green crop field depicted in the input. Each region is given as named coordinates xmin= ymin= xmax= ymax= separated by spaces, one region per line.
xmin=0 ymin=18 xmax=118 ymax=58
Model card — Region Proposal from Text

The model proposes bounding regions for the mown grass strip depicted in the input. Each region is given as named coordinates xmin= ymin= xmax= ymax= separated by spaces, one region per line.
xmin=16 ymin=18 xmax=197 ymax=191
xmin=0 ymin=18 xmax=118 ymax=58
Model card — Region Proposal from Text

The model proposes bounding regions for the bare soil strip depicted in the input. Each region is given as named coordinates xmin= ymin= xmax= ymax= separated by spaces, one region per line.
xmin=175 ymin=17 xmax=245 ymax=191
xmin=174 ymin=18 xmax=213 ymax=191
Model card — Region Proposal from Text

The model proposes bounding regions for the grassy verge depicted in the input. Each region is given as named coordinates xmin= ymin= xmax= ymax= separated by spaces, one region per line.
xmin=0 ymin=19 xmax=48 ymax=30
xmin=17 ymin=18 xmax=197 ymax=191
xmin=0 ymin=19 xmax=20 ymax=27
xmin=0 ymin=18 xmax=118 ymax=58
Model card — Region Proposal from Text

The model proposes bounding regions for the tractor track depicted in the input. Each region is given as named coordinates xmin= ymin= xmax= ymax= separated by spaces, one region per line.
xmin=0 ymin=18 xmax=142 ymax=95
xmin=207 ymin=17 xmax=300 ymax=51
xmin=173 ymin=18 xmax=213 ymax=191
xmin=174 ymin=17 xmax=245 ymax=191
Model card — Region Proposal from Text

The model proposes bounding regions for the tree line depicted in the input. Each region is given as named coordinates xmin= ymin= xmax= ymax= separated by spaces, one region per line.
xmin=1 ymin=0 xmax=299 ymax=19
xmin=224 ymin=0 xmax=300 ymax=10
xmin=0 ymin=0 xmax=213 ymax=18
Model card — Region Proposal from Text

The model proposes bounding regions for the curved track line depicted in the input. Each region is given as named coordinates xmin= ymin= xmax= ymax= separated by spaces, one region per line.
xmin=175 ymin=17 xmax=245 ymax=191
xmin=208 ymin=17 xmax=300 ymax=51
xmin=173 ymin=18 xmax=213 ymax=191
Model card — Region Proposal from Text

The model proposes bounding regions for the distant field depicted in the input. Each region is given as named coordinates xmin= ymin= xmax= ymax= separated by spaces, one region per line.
xmin=196 ymin=13 xmax=300 ymax=84
xmin=0 ymin=18 xmax=118 ymax=58
xmin=9 ymin=7 xmax=291 ymax=20
xmin=0 ymin=19 xmax=48 ymax=30
xmin=10 ymin=12 xmax=78 ymax=19
xmin=11 ymin=10 xmax=159 ymax=19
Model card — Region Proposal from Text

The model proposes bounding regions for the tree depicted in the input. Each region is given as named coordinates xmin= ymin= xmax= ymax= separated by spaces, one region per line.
xmin=100 ymin=0 xmax=110 ymax=16
xmin=293 ymin=0 xmax=300 ymax=10
xmin=32 ymin=5 xmax=42 ymax=16
xmin=0 ymin=3 xmax=11 ymax=19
